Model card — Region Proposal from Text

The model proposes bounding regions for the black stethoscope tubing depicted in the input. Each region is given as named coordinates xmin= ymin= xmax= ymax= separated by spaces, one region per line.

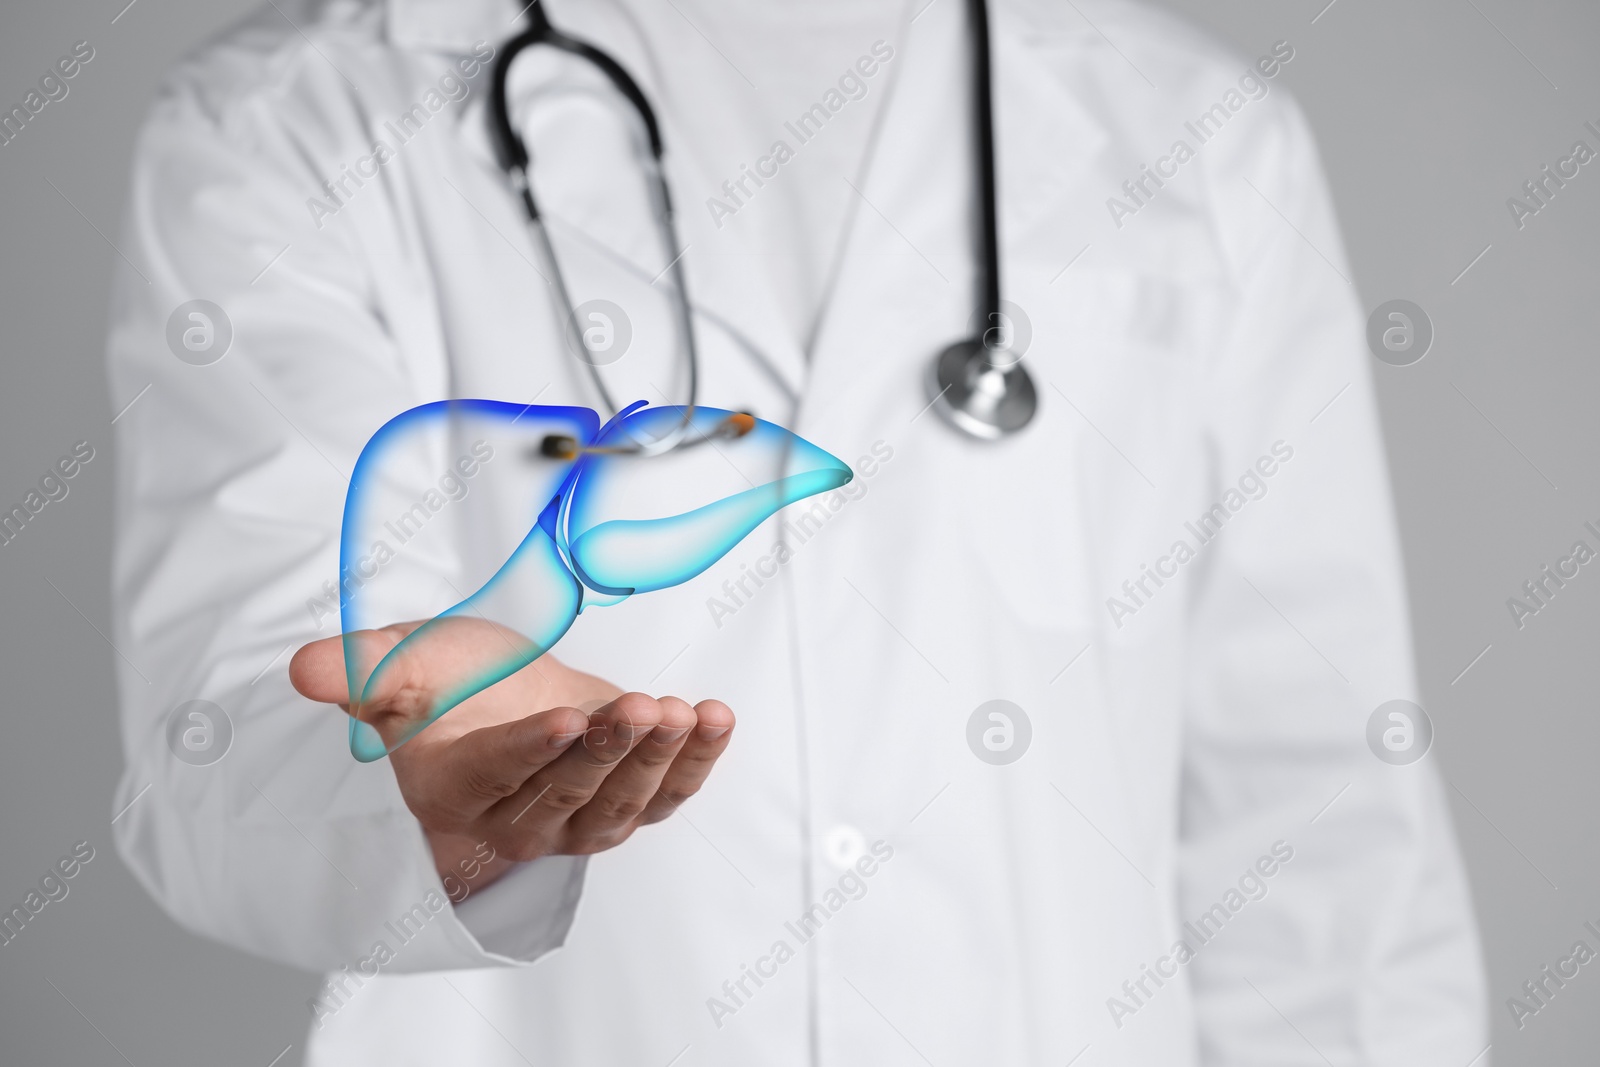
xmin=486 ymin=0 xmax=1034 ymax=446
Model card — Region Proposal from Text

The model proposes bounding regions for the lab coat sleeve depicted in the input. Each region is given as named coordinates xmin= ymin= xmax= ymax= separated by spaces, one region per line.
xmin=1175 ymin=93 xmax=1488 ymax=1063
xmin=106 ymin=79 xmax=585 ymax=974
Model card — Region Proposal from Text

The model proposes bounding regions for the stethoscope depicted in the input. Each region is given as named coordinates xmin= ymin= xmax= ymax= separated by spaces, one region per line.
xmin=486 ymin=0 xmax=1037 ymax=451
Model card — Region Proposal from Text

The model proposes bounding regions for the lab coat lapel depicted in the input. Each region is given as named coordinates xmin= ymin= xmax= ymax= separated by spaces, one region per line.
xmin=991 ymin=3 xmax=1114 ymax=269
xmin=802 ymin=0 xmax=1110 ymax=419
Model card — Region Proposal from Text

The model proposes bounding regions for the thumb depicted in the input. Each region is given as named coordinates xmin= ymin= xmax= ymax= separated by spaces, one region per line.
xmin=288 ymin=633 xmax=354 ymax=706
xmin=289 ymin=623 xmax=424 ymax=709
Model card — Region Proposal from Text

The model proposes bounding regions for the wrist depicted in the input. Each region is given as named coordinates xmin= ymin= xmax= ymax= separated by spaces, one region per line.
xmin=425 ymin=828 xmax=519 ymax=902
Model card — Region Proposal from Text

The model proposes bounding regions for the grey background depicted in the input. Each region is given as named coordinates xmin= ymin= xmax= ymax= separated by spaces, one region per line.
xmin=0 ymin=0 xmax=1594 ymax=1063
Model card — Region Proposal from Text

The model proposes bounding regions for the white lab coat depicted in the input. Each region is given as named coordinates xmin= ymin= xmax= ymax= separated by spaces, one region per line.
xmin=107 ymin=0 xmax=1488 ymax=1063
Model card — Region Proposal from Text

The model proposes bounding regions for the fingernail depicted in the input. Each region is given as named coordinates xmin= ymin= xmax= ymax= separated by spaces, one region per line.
xmin=696 ymin=723 xmax=732 ymax=741
xmin=550 ymin=730 xmax=584 ymax=749
xmin=651 ymin=724 xmax=691 ymax=745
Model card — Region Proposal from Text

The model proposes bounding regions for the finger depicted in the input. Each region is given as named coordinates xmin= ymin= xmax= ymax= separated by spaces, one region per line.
xmin=567 ymin=696 xmax=697 ymax=842
xmin=639 ymin=699 xmax=735 ymax=824
xmin=572 ymin=692 xmax=663 ymax=769
xmin=483 ymin=693 xmax=661 ymax=854
xmin=404 ymin=705 xmax=591 ymax=826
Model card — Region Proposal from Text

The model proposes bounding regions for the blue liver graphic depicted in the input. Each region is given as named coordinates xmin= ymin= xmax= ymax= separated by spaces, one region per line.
xmin=337 ymin=400 xmax=851 ymax=761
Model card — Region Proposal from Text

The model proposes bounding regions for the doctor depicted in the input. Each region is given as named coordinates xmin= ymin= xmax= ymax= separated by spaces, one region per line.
xmin=108 ymin=0 xmax=1487 ymax=1063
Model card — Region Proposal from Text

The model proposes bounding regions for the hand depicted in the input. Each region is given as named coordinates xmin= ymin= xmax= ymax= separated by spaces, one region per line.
xmin=288 ymin=617 xmax=735 ymax=890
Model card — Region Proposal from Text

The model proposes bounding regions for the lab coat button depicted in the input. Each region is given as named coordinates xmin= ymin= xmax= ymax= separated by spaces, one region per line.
xmin=822 ymin=825 xmax=866 ymax=869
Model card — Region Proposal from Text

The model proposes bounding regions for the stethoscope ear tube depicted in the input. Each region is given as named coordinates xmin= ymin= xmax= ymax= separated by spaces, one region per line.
xmin=488 ymin=10 xmax=666 ymax=175
xmin=490 ymin=12 xmax=717 ymax=459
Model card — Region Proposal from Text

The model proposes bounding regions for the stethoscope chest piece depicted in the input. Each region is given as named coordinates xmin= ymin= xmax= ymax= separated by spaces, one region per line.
xmin=925 ymin=339 xmax=1038 ymax=440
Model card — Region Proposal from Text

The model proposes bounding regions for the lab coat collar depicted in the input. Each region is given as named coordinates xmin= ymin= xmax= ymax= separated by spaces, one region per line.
xmin=385 ymin=0 xmax=527 ymax=52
